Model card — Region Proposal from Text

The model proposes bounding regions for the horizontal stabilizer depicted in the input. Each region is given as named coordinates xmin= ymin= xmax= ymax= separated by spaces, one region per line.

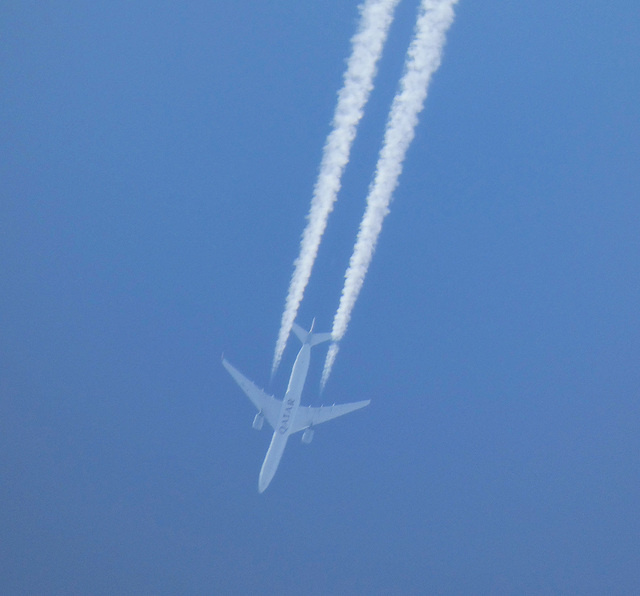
xmin=292 ymin=321 xmax=333 ymax=347
xmin=291 ymin=322 xmax=308 ymax=344
xmin=309 ymin=332 xmax=333 ymax=346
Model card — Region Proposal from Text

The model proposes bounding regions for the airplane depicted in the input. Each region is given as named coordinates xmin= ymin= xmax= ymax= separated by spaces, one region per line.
xmin=222 ymin=320 xmax=370 ymax=492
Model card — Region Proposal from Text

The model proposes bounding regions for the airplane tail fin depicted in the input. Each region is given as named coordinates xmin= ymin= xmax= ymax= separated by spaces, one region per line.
xmin=292 ymin=320 xmax=333 ymax=347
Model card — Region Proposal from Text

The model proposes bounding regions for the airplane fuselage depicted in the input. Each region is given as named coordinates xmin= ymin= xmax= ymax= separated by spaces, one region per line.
xmin=258 ymin=342 xmax=311 ymax=492
xmin=222 ymin=320 xmax=370 ymax=492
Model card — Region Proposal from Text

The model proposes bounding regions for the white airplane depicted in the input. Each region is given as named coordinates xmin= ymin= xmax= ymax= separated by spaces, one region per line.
xmin=222 ymin=320 xmax=370 ymax=492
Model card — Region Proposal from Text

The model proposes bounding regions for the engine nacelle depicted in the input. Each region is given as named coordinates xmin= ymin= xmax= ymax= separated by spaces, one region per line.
xmin=301 ymin=427 xmax=314 ymax=444
xmin=252 ymin=412 xmax=264 ymax=431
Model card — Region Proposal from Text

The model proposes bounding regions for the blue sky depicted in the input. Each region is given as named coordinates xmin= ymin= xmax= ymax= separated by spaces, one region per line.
xmin=2 ymin=1 xmax=639 ymax=594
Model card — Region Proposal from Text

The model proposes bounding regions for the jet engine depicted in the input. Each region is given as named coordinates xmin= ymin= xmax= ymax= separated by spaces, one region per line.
xmin=301 ymin=427 xmax=314 ymax=444
xmin=252 ymin=412 xmax=264 ymax=431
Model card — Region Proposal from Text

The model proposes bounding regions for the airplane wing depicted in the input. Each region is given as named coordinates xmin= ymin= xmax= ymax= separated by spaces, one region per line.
xmin=290 ymin=399 xmax=371 ymax=434
xmin=222 ymin=358 xmax=281 ymax=430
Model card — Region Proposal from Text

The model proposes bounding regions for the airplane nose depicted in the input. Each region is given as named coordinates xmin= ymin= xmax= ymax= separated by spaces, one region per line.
xmin=258 ymin=468 xmax=272 ymax=493
xmin=258 ymin=475 xmax=269 ymax=493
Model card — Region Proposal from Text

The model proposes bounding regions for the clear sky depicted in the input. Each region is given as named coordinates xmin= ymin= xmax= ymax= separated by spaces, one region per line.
xmin=2 ymin=1 xmax=639 ymax=594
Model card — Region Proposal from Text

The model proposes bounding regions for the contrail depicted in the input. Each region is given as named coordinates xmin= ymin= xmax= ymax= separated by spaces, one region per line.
xmin=272 ymin=0 xmax=400 ymax=378
xmin=322 ymin=0 xmax=458 ymax=388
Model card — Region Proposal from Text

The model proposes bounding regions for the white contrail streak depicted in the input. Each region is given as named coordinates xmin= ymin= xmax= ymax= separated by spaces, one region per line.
xmin=322 ymin=0 xmax=458 ymax=388
xmin=272 ymin=0 xmax=400 ymax=377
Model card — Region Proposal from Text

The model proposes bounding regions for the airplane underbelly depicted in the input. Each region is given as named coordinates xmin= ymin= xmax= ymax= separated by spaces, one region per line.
xmin=259 ymin=432 xmax=288 ymax=492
